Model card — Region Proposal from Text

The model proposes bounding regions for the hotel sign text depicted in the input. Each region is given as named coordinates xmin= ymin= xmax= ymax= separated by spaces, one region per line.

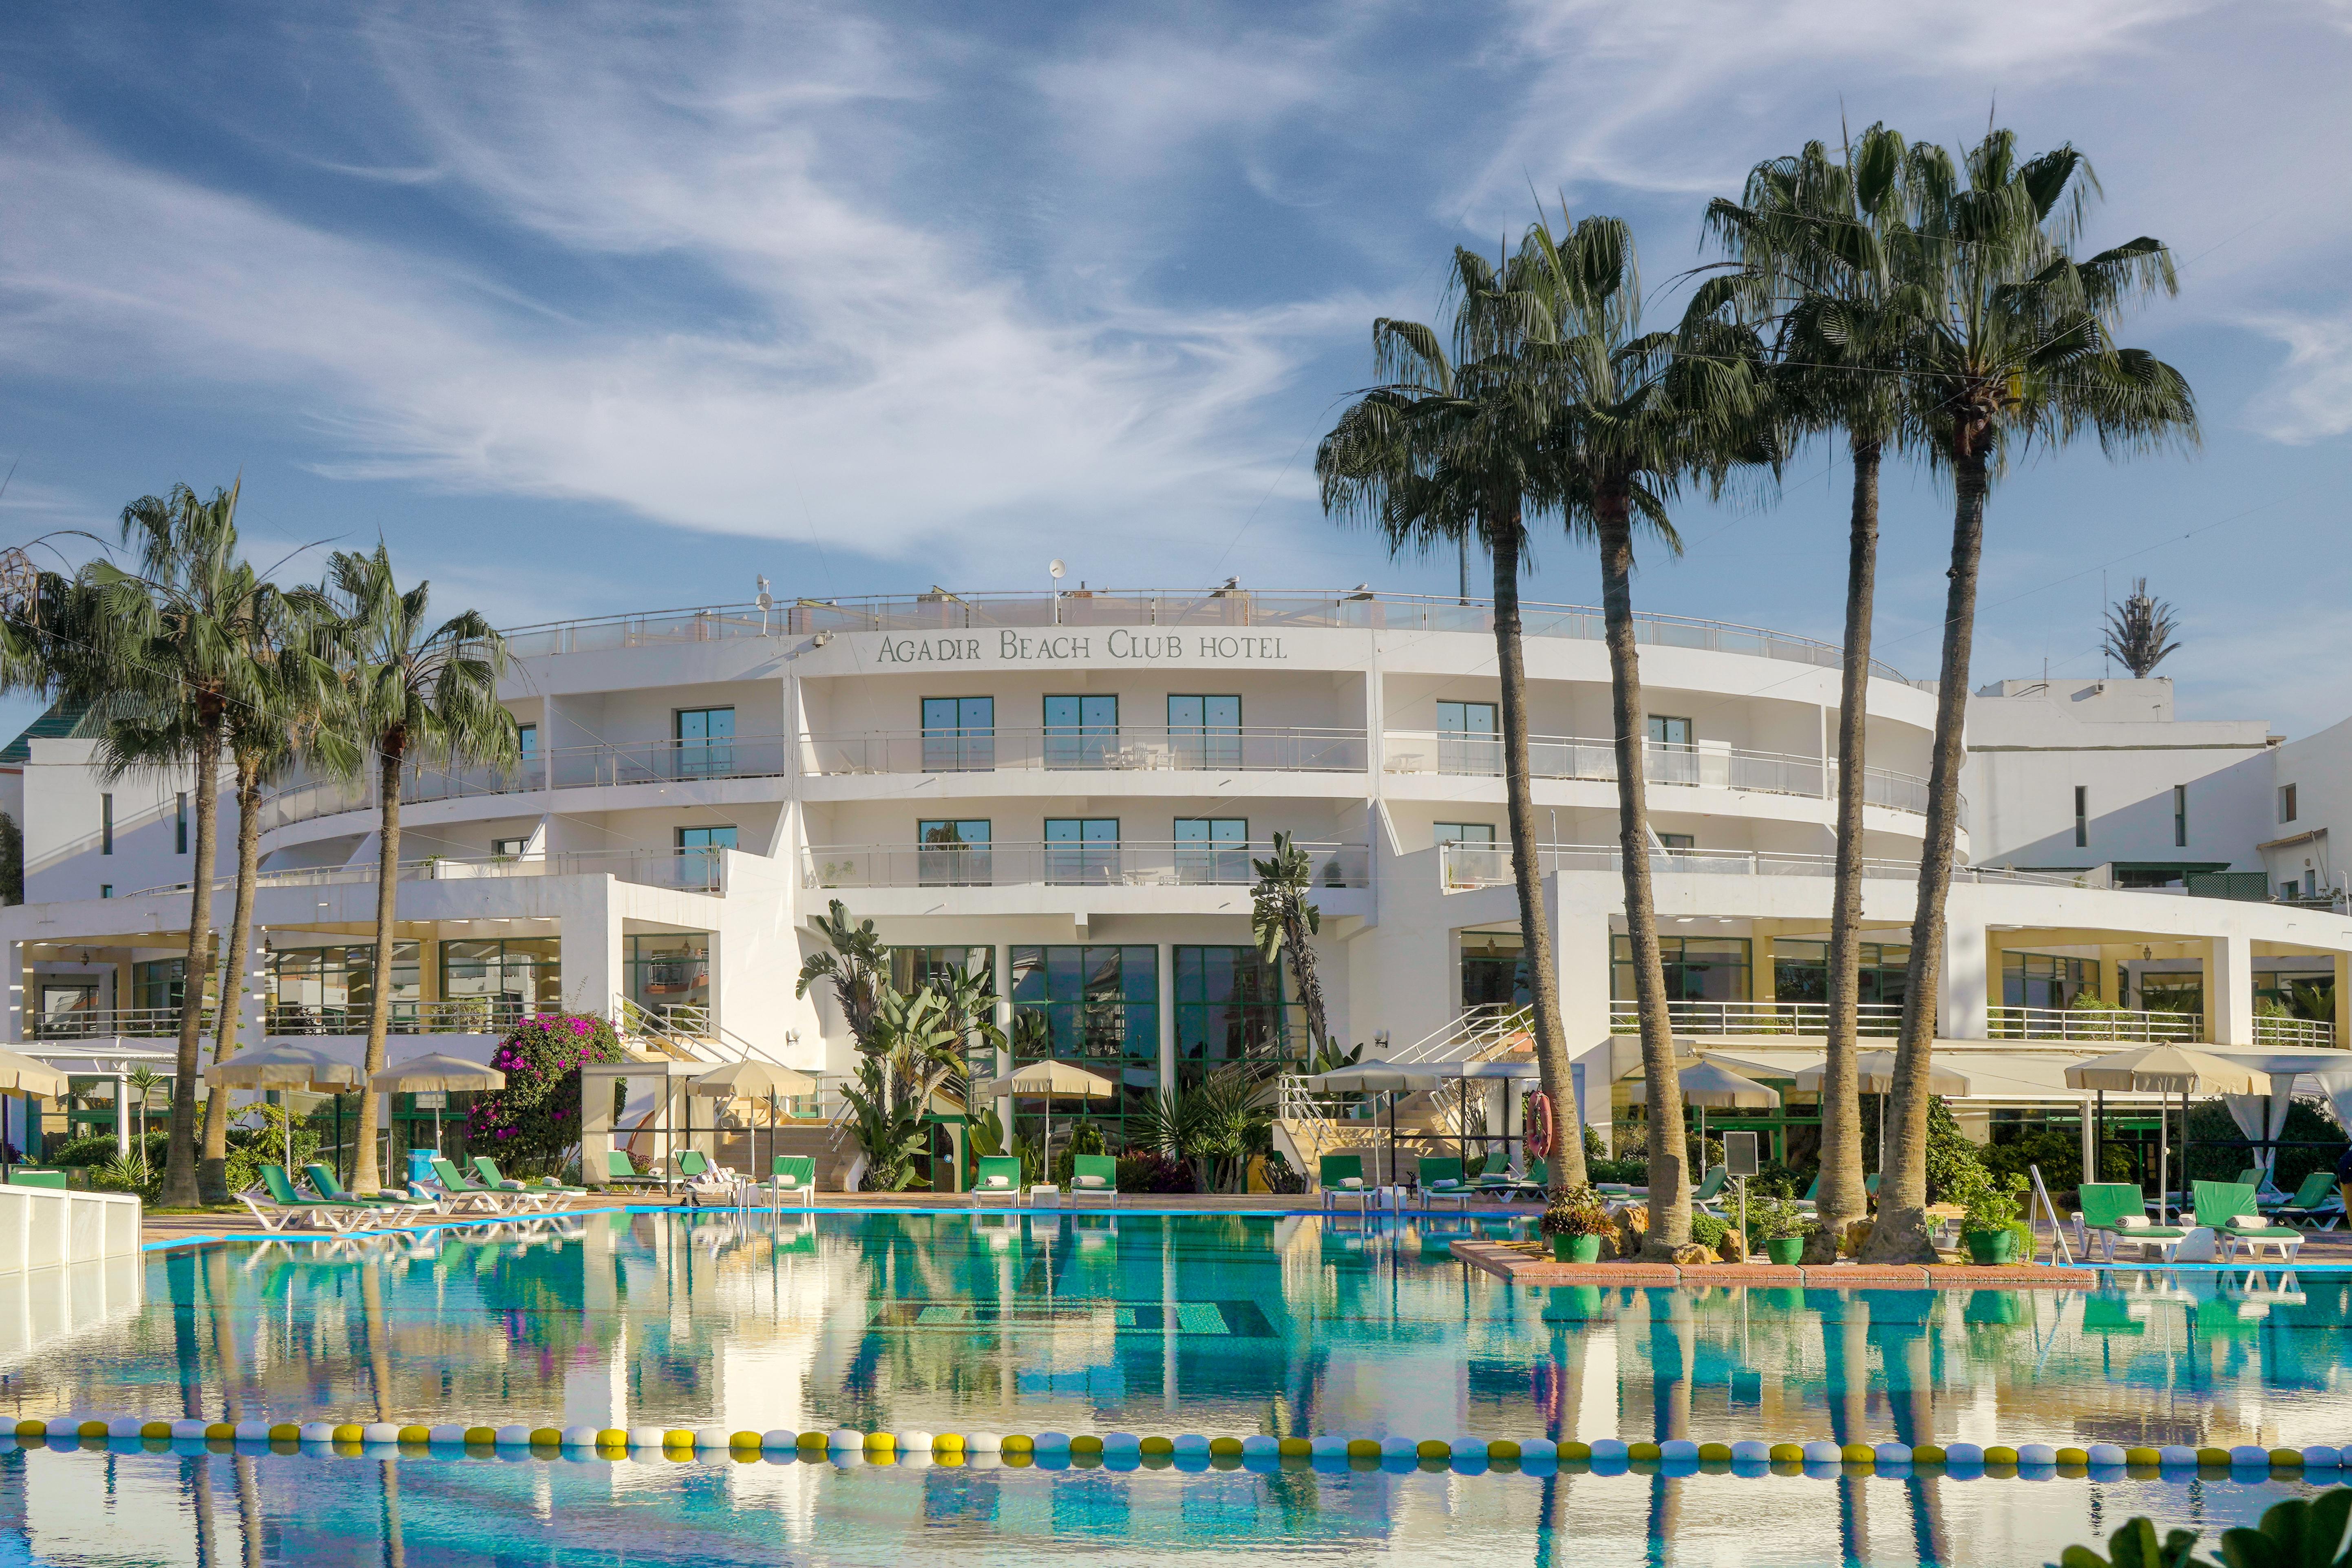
xmin=872 ymin=630 xmax=1290 ymax=665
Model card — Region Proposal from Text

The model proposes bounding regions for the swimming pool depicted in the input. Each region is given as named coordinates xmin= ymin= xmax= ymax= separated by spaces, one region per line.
xmin=1 ymin=1210 xmax=2344 ymax=1565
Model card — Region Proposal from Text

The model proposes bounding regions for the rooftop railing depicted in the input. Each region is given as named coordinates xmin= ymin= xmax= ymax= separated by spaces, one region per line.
xmin=802 ymin=839 xmax=1369 ymax=891
xmin=1384 ymin=733 xmax=1940 ymax=815
xmin=803 ymin=725 xmax=1366 ymax=776
xmin=1438 ymin=842 xmax=2078 ymax=891
xmin=258 ymin=737 xmax=789 ymax=832
xmin=494 ymin=589 xmax=1915 ymax=683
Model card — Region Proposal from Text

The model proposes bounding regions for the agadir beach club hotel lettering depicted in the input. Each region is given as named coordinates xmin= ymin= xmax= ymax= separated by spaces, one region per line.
xmin=872 ymin=629 xmax=1293 ymax=664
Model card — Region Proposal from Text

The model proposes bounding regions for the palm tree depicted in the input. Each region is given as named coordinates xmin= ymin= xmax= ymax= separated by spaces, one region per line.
xmin=795 ymin=899 xmax=889 ymax=1044
xmin=1704 ymin=124 xmax=1921 ymax=1248
xmin=311 ymin=545 xmax=515 ymax=1192
xmin=79 ymin=482 xmax=273 ymax=1207
xmin=199 ymin=602 xmax=350 ymax=1201
xmin=1316 ymin=247 xmax=1591 ymax=1195
xmin=1863 ymin=132 xmax=2197 ymax=1261
xmin=1248 ymin=831 xmax=1331 ymax=1058
xmin=1475 ymin=209 xmax=1776 ymax=1257
xmin=2102 ymin=577 xmax=2180 ymax=676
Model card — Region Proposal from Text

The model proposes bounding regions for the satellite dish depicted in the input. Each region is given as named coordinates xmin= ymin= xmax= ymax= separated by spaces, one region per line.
xmin=1049 ymin=559 xmax=1066 ymax=580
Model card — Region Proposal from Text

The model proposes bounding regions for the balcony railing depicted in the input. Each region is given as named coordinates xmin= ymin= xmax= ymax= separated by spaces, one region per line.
xmin=1988 ymin=1005 xmax=2202 ymax=1044
xmin=266 ymin=999 xmax=534 ymax=1036
xmin=1439 ymin=841 xmax=2076 ymax=891
xmin=803 ymin=725 xmax=1366 ymax=776
xmin=1609 ymin=999 xmax=1906 ymax=1036
xmin=29 ymin=1005 xmax=218 ymax=1040
xmin=1385 ymin=733 xmax=1938 ymax=815
xmin=132 ymin=848 xmax=729 ymax=899
xmin=802 ymin=839 xmax=1369 ymax=890
xmin=259 ymin=737 xmax=791 ymax=832
xmin=2254 ymin=1015 xmax=2338 ymax=1047
xmin=495 ymin=590 xmax=1915 ymax=683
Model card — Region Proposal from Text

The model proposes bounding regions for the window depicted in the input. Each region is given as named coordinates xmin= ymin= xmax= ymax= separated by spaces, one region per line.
xmin=1007 ymin=945 xmax=1158 ymax=1133
xmin=1460 ymin=929 xmax=1527 ymax=1009
xmin=2281 ymin=783 xmax=2299 ymax=823
xmin=100 ymin=793 xmax=112 ymax=855
xmin=1168 ymin=695 xmax=1241 ymax=769
xmin=2003 ymin=952 xmax=2099 ymax=1011
xmin=1658 ymin=833 xmax=1696 ymax=850
xmin=490 ymin=837 xmax=530 ymax=859
xmin=1773 ymin=939 xmax=1909 ymax=1026
xmin=2074 ymin=785 xmax=2089 ymax=847
xmin=889 ymin=945 xmax=993 ymax=996
xmin=437 ymin=937 xmax=560 ymax=1028
xmin=677 ymin=825 xmax=738 ymax=852
xmin=176 ymin=792 xmax=188 ymax=855
xmin=1044 ymin=817 xmax=1119 ymax=884
xmin=1174 ymin=818 xmax=1248 ymax=883
xmin=1647 ymin=716 xmax=1694 ymax=748
xmin=2174 ymin=784 xmax=2188 ymax=848
xmin=1434 ymin=823 xmax=1495 ymax=847
xmin=675 ymin=707 xmax=736 ymax=778
xmin=1435 ymin=701 xmax=1498 ymax=776
xmin=918 ymin=819 xmax=992 ymax=886
xmin=1043 ymin=695 xmax=1117 ymax=769
xmin=266 ymin=942 xmax=421 ymax=1031
xmin=921 ymin=697 xmax=995 ymax=772
xmin=625 ymin=932 xmax=711 ymax=1024
xmin=98 ymin=885 xmax=112 ymax=899
xmin=517 ymin=723 xmax=537 ymax=759
xmin=1610 ymin=935 xmax=1750 ymax=1003
xmin=1176 ymin=945 xmax=1302 ymax=1067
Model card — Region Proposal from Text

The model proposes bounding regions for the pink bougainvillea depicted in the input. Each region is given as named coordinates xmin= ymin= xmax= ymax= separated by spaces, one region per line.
xmin=465 ymin=1011 xmax=628 ymax=1173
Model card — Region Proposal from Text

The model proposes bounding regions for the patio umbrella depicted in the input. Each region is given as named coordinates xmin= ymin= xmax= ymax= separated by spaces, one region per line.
xmin=0 ymin=1044 xmax=67 ymax=1098
xmin=1793 ymin=1052 xmax=1972 ymax=1175
xmin=208 ymin=1042 xmax=364 ymax=1174
xmin=1306 ymin=1061 xmax=1443 ymax=1188
xmin=369 ymin=1053 xmax=508 ymax=1157
xmin=987 ymin=1060 xmax=1118 ymax=1185
xmin=1626 ymin=1059 xmax=1780 ymax=1158
xmin=691 ymin=1059 xmax=816 ymax=1190
xmin=2064 ymin=1046 xmax=2275 ymax=1224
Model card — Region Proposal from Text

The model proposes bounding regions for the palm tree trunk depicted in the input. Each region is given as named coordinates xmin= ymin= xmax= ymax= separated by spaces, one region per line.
xmin=1284 ymin=901 xmax=1328 ymax=1054
xmin=1816 ymin=437 xmax=1882 ymax=1247
xmin=351 ymin=742 xmax=403 ymax=1192
xmin=1595 ymin=489 xmax=1688 ymax=1256
xmin=1862 ymin=440 xmax=1988 ymax=1262
xmin=1490 ymin=519 xmax=1588 ymax=1193
xmin=161 ymin=722 xmax=222 ymax=1208
xmin=199 ymin=755 xmax=264 ymax=1203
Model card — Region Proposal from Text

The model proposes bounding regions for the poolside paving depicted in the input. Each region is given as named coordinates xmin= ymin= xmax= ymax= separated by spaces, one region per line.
xmin=1449 ymin=1237 xmax=2114 ymax=1288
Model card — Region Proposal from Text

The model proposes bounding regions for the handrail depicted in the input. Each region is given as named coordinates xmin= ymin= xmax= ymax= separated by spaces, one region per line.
xmin=802 ymin=839 xmax=1369 ymax=890
xmin=490 ymin=589 xmax=1916 ymax=684
xmin=259 ymin=737 xmax=791 ymax=830
xmin=1988 ymin=1005 xmax=2203 ymax=1043
xmin=1383 ymin=732 xmax=1941 ymax=815
xmin=129 ymin=847 xmax=729 ymax=899
xmin=802 ymin=725 xmax=1367 ymax=776
xmin=28 ymin=1005 xmax=220 ymax=1041
xmin=1438 ymin=842 xmax=2068 ymax=890
xmin=1607 ymin=999 xmax=1906 ymax=1036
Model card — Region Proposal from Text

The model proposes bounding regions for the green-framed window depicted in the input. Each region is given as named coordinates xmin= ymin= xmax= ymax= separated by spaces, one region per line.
xmin=1007 ymin=944 xmax=1158 ymax=1141
xmin=1610 ymin=935 xmax=1750 ymax=1001
xmin=1175 ymin=945 xmax=1299 ymax=1071
xmin=438 ymin=937 xmax=560 ymax=1025
xmin=2003 ymin=952 xmax=2098 ymax=1009
xmin=1773 ymin=939 xmax=1910 ymax=1009
xmin=267 ymin=943 xmax=421 ymax=1030
xmin=626 ymin=932 xmax=711 ymax=1022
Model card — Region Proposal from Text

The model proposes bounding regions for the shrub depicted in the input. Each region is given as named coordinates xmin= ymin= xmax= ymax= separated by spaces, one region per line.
xmin=1687 ymin=1211 xmax=1731 ymax=1249
xmin=1115 ymin=1151 xmax=1195 ymax=1193
xmin=1742 ymin=1195 xmax=1814 ymax=1245
xmin=1924 ymin=1095 xmax=1983 ymax=1204
xmin=2186 ymin=1096 xmax=2347 ymax=1192
xmin=1540 ymin=1190 xmax=1616 ymax=1237
xmin=48 ymin=1131 xmax=167 ymax=1168
xmin=465 ymin=1013 xmax=630 ymax=1176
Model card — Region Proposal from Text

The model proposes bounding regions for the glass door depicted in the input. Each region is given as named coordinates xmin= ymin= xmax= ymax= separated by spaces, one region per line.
xmin=1174 ymin=817 xmax=1248 ymax=883
xmin=1045 ymin=817 xmax=1119 ymax=884
xmin=1168 ymin=695 xmax=1241 ymax=769
xmin=1436 ymin=700 xmax=1499 ymax=776
xmin=676 ymin=707 xmax=736 ymax=778
xmin=1044 ymin=695 xmax=1117 ymax=769
xmin=921 ymin=696 xmax=994 ymax=772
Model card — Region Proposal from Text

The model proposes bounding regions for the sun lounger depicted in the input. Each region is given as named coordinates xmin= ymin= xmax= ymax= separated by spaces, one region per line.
xmin=2076 ymin=1181 xmax=2194 ymax=1263
xmin=1692 ymin=1166 xmax=1729 ymax=1215
xmin=769 ymin=1155 xmax=817 ymax=1210
xmin=673 ymin=1150 xmax=739 ymax=1207
xmin=431 ymin=1155 xmax=549 ymax=1214
xmin=1319 ymin=1153 xmax=1373 ymax=1213
xmin=603 ymin=1150 xmax=670 ymax=1193
xmin=2197 ymin=1179 xmax=2303 ymax=1266
xmin=305 ymin=1163 xmax=439 ymax=1219
xmin=473 ymin=1156 xmax=587 ymax=1199
xmin=971 ymin=1155 xmax=1023 ymax=1206
xmin=1068 ymin=1153 xmax=1118 ymax=1206
xmin=1475 ymin=1157 xmax=1546 ymax=1201
xmin=2271 ymin=1171 xmax=2343 ymax=1230
xmin=240 ymin=1164 xmax=378 ymax=1235
xmin=1417 ymin=1156 xmax=1473 ymax=1212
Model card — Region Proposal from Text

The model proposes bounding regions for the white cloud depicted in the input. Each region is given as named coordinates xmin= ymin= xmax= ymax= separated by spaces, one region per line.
xmin=2243 ymin=309 xmax=2352 ymax=444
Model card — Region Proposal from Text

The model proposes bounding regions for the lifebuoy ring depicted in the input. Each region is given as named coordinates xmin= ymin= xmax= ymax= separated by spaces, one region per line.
xmin=1526 ymin=1091 xmax=1555 ymax=1159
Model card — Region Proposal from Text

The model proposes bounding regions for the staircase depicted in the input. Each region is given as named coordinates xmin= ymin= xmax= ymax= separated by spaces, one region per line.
xmin=1275 ymin=1006 xmax=1534 ymax=1182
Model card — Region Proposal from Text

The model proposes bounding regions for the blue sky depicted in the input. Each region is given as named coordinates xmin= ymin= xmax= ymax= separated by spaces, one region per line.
xmin=2 ymin=2 xmax=2348 ymax=741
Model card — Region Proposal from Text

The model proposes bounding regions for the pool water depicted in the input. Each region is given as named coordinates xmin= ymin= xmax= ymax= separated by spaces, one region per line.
xmin=1 ymin=1209 xmax=2346 ymax=1565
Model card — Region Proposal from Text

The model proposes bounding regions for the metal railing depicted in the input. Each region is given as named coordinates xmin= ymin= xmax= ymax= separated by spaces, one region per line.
xmin=1609 ymin=999 xmax=1907 ymax=1036
xmin=1988 ymin=1005 xmax=2202 ymax=1043
xmin=802 ymin=839 xmax=1369 ymax=890
xmin=259 ymin=737 xmax=791 ymax=832
xmin=2254 ymin=1015 xmax=2338 ymax=1047
xmin=265 ymin=999 xmax=533 ymax=1036
xmin=132 ymin=847 xmax=729 ymax=899
xmin=1438 ymin=842 xmax=2074 ymax=891
xmin=1383 ymin=733 xmax=1937 ymax=815
xmin=803 ymin=725 xmax=1366 ymax=776
xmin=29 ymin=1005 xmax=218 ymax=1040
xmin=494 ymin=589 xmax=1915 ymax=683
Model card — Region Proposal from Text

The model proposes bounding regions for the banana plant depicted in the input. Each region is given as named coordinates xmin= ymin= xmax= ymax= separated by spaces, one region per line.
xmin=838 ymin=1056 xmax=926 ymax=1192
xmin=2054 ymin=1494 xmax=2349 ymax=1568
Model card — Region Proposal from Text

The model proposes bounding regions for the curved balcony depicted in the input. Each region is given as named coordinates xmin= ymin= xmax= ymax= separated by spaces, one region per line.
xmin=258 ymin=738 xmax=791 ymax=833
xmin=498 ymin=589 xmax=1915 ymax=683
xmin=803 ymin=726 xmax=1365 ymax=776
xmin=1383 ymin=733 xmax=1939 ymax=815
xmin=1438 ymin=842 xmax=2072 ymax=891
xmin=803 ymin=839 xmax=1369 ymax=890
xmin=132 ymin=848 xmax=729 ymax=899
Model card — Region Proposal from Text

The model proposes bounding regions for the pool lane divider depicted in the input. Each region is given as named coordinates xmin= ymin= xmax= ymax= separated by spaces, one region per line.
xmin=9 ymin=1418 xmax=2345 ymax=1481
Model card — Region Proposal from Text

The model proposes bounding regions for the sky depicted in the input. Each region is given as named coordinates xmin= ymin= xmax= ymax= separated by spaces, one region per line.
xmin=1 ymin=1 xmax=2348 ymax=742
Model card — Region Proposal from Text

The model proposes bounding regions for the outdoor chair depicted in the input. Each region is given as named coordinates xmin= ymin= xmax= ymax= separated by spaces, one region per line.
xmin=2271 ymin=1171 xmax=2343 ymax=1229
xmin=971 ymin=1155 xmax=1024 ymax=1206
xmin=1691 ymin=1166 xmax=1729 ymax=1215
xmin=305 ymin=1164 xmax=438 ymax=1219
xmin=1475 ymin=1157 xmax=1546 ymax=1201
xmin=1068 ymin=1153 xmax=1119 ymax=1205
xmin=2075 ymin=1181 xmax=2194 ymax=1264
xmin=2196 ymin=1179 xmax=2303 ymax=1266
xmin=769 ymin=1154 xmax=817 ymax=1210
xmin=1417 ymin=1156 xmax=1473 ymax=1212
xmin=474 ymin=1156 xmax=587 ymax=1198
xmin=239 ymin=1164 xmax=375 ymax=1235
xmin=1319 ymin=1153 xmax=1373 ymax=1213
xmin=431 ymin=1155 xmax=547 ymax=1215
xmin=603 ymin=1150 xmax=671 ymax=1193
xmin=673 ymin=1150 xmax=738 ymax=1208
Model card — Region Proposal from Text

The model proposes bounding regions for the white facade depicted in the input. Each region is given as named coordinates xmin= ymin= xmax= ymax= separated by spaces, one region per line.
xmin=6 ymin=588 xmax=2352 ymax=1168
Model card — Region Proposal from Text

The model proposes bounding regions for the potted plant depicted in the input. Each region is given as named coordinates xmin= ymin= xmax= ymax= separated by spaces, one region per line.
xmin=1541 ymin=1190 xmax=1615 ymax=1263
xmin=1746 ymin=1196 xmax=1813 ymax=1266
xmin=1958 ymin=1169 xmax=2031 ymax=1265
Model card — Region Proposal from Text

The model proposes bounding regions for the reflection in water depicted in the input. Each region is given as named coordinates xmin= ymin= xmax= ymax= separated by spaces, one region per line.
xmin=0 ymin=1212 xmax=2345 ymax=1566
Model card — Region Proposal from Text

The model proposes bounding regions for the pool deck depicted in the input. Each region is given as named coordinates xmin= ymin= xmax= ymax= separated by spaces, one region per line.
xmin=1447 ymin=1234 xmax=2352 ymax=1287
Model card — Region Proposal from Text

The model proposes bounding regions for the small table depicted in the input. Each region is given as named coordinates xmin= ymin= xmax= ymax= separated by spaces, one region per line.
xmin=1026 ymin=1184 xmax=1063 ymax=1208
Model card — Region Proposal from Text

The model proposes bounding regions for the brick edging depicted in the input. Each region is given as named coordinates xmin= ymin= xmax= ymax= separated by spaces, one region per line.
xmin=1448 ymin=1239 xmax=2102 ymax=1290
